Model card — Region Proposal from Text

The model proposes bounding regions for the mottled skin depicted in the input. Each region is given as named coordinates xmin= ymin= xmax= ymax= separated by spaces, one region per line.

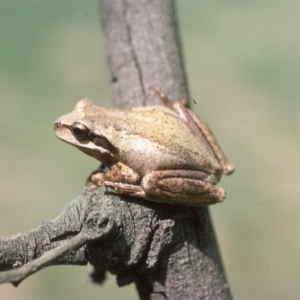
xmin=54 ymin=91 xmax=234 ymax=206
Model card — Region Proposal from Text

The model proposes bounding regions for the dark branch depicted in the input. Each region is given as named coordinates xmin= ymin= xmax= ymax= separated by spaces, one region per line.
xmin=0 ymin=204 xmax=115 ymax=286
xmin=99 ymin=0 xmax=232 ymax=298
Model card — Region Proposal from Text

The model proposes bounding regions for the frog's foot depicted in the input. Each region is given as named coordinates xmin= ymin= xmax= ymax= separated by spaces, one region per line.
xmin=84 ymin=171 xmax=106 ymax=194
xmin=103 ymin=181 xmax=146 ymax=197
xmin=89 ymin=172 xmax=105 ymax=186
xmin=155 ymin=87 xmax=188 ymax=108
xmin=85 ymin=183 xmax=99 ymax=195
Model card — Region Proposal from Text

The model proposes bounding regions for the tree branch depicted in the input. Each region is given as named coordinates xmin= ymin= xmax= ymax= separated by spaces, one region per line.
xmin=99 ymin=0 xmax=231 ymax=298
xmin=100 ymin=0 xmax=188 ymax=109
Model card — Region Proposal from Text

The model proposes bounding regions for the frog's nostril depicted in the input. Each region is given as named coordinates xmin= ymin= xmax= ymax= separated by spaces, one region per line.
xmin=54 ymin=122 xmax=62 ymax=129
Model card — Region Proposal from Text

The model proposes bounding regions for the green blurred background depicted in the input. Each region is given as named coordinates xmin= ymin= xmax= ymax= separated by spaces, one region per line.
xmin=1 ymin=1 xmax=299 ymax=299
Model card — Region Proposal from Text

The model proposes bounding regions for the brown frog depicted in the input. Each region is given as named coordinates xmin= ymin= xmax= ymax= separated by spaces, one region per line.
xmin=54 ymin=89 xmax=234 ymax=206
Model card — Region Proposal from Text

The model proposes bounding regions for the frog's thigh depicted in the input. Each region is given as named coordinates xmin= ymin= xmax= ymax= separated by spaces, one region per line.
xmin=142 ymin=170 xmax=225 ymax=206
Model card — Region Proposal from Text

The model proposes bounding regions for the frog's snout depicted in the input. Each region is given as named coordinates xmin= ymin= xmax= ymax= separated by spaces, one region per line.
xmin=54 ymin=121 xmax=62 ymax=129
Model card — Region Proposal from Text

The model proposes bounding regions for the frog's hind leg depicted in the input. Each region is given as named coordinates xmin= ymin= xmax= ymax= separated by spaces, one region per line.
xmin=185 ymin=109 xmax=234 ymax=175
xmin=155 ymin=87 xmax=234 ymax=175
xmin=141 ymin=170 xmax=226 ymax=206
xmin=171 ymin=100 xmax=235 ymax=175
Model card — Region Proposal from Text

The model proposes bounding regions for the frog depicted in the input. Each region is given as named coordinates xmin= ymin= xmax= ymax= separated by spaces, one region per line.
xmin=54 ymin=88 xmax=234 ymax=206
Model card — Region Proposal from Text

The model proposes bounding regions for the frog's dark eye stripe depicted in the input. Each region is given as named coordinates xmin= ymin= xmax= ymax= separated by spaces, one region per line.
xmin=91 ymin=134 xmax=119 ymax=154
xmin=71 ymin=122 xmax=90 ymax=141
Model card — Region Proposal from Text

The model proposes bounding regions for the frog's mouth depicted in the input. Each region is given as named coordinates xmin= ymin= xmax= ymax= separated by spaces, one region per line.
xmin=79 ymin=147 xmax=118 ymax=167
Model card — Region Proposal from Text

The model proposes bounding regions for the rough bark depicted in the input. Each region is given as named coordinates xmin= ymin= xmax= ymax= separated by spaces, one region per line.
xmin=99 ymin=0 xmax=231 ymax=299
xmin=0 ymin=0 xmax=231 ymax=299
xmin=99 ymin=0 xmax=188 ymax=109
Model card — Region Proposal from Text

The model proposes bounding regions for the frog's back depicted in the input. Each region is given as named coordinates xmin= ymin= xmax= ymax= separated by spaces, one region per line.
xmin=111 ymin=106 xmax=221 ymax=175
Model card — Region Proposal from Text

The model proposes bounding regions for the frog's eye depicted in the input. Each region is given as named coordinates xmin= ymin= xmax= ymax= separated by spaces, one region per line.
xmin=71 ymin=122 xmax=90 ymax=141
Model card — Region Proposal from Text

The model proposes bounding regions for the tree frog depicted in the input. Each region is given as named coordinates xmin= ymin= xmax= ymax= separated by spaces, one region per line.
xmin=54 ymin=89 xmax=234 ymax=206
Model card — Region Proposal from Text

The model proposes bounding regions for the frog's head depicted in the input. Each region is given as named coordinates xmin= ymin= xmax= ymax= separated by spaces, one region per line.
xmin=54 ymin=99 xmax=118 ymax=164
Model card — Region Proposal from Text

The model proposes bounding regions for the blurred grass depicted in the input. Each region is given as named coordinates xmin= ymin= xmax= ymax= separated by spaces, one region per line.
xmin=0 ymin=1 xmax=299 ymax=299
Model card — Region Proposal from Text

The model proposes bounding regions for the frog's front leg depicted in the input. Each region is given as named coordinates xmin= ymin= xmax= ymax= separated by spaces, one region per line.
xmin=86 ymin=162 xmax=141 ymax=193
xmin=98 ymin=170 xmax=225 ymax=206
